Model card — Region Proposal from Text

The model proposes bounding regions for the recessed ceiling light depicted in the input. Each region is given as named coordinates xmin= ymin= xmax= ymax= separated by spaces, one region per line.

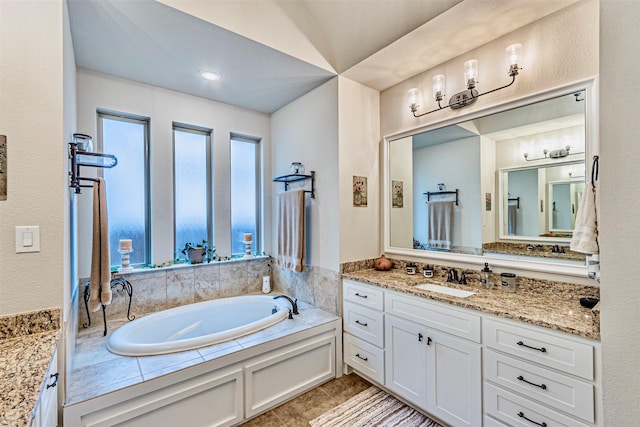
xmin=200 ymin=70 xmax=221 ymax=81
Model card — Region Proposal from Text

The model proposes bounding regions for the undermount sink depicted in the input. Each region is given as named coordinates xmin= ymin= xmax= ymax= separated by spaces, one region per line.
xmin=414 ymin=283 xmax=475 ymax=298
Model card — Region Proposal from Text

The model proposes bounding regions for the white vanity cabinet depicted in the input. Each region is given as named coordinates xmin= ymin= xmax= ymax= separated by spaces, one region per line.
xmin=483 ymin=317 xmax=600 ymax=427
xmin=385 ymin=291 xmax=482 ymax=427
xmin=342 ymin=279 xmax=385 ymax=384
xmin=29 ymin=350 xmax=59 ymax=427
xmin=342 ymin=279 xmax=601 ymax=427
xmin=343 ymin=280 xmax=482 ymax=427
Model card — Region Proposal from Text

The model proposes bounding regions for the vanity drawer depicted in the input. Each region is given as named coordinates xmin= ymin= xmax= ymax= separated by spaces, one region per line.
xmin=484 ymin=383 xmax=591 ymax=427
xmin=343 ymin=279 xmax=384 ymax=311
xmin=484 ymin=349 xmax=595 ymax=423
xmin=483 ymin=318 xmax=594 ymax=380
xmin=343 ymin=301 xmax=384 ymax=347
xmin=385 ymin=291 xmax=481 ymax=342
xmin=344 ymin=333 xmax=384 ymax=384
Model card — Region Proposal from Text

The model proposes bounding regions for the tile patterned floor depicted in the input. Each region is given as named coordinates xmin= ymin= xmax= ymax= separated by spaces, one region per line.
xmin=240 ymin=373 xmax=372 ymax=426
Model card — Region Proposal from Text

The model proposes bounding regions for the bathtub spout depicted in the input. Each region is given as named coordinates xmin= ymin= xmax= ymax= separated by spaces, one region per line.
xmin=273 ymin=295 xmax=299 ymax=316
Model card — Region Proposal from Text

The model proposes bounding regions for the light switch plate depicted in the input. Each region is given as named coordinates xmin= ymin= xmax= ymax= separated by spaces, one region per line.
xmin=16 ymin=226 xmax=40 ymax=253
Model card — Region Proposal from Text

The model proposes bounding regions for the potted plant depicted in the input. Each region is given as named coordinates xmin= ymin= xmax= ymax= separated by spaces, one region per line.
xmin=180 ymin=240 xmax=216 ymax=264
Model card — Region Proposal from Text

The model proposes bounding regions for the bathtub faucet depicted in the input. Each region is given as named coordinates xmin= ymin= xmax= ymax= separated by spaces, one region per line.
xmin=273 ymin=295 xmax=299 ymax=316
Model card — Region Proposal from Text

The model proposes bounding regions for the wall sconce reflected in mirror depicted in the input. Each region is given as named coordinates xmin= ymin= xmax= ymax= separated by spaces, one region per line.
xmin=523 ymin=145 xmax=585 ymax=161
xmin=409 ymin=43 xmax=522 ymax=117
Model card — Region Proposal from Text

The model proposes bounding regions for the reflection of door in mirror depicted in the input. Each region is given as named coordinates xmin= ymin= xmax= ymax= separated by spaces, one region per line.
xmin=549 ymin=180 xmax=585 ymax=231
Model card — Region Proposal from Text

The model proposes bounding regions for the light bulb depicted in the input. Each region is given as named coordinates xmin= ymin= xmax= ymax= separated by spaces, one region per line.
xmin=408 ymin=88 xmax=420 ymax=112
xmin=200 ymin=70 xmax=222 ymax=81
xmin=432 ymin=74 xmax=445 ymax=102
xmin=464 ymin=59 xmax=478 ymax=89
xmin=505 ymin=43 xmax=522 ymax=76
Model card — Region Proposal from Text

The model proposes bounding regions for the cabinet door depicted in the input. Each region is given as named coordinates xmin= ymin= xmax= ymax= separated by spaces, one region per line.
xmin=426 ymin=329 xmax=482 ymax=427
xmin=384 ymin=315 xmax=427 ymax=409
xmin=40 ymin=350 xmax=58 ymax=427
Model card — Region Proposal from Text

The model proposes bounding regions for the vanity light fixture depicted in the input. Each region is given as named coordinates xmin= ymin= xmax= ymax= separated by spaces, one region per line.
xmin=409 ymin=43 xmax=522 ymax=117
xmin=523 ymin=145 xmax=585 ymax=161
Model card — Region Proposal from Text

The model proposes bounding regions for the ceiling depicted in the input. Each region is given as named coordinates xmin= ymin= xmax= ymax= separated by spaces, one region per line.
xmin=67 ymin=0 xmax=578 ymax=114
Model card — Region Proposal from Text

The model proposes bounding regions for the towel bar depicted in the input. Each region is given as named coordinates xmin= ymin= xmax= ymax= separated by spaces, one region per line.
xmin=272 ymin=170 xmax=316 ymax=198
xmin=423 ymin=188 xmax=459 ymax=206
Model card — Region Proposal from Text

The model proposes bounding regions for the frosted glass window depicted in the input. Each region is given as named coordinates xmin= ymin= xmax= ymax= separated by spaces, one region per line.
xmin=174 ymin=126 xmax=211 ymax=255
xmin=99 ymin=112 xmax=149 ymax=266
xmin=231 ymin=136 xmax=260 ymax=255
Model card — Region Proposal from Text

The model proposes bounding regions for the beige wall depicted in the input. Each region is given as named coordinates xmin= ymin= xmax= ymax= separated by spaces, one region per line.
xmin=75 ymin=70 xmax=272 ymax=276
xmin=599 ymin=0 xmax=640 ymax=423
xmin=338 ymin=76 xmax=381 ymax=263
xmin=380 ymin=1 xmax=598 ymax=138
xmin=0 ymin=0 xmax=66 ymax=316
xmin=271 ymin=78 xmax=340 ymax=270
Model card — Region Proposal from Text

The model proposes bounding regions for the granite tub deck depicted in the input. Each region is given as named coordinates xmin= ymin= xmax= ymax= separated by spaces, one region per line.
xmin=0 ymin=309 xmax=60 ymax=426
xmin=67 ymin=300 xmax=339 ymax=405
xmin=343 ymin=269 xmax=600 ymax=340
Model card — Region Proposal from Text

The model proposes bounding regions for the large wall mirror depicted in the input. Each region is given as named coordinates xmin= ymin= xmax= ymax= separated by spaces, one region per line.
xmin=384 ymin=81 xmax=596 ymax=276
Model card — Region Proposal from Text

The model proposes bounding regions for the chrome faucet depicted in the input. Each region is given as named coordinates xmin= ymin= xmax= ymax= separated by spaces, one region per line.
xmin=447 ymin=269 xmax=460 ymax=284
xmin=273 ymin=295 xmax=299 ymax=316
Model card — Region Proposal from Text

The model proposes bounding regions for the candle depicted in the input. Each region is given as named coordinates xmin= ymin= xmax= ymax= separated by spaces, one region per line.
xmin=243 ymin=233 xmax=252 ymax=242
xmin=119 ymin=239 xmax=132 ymax=251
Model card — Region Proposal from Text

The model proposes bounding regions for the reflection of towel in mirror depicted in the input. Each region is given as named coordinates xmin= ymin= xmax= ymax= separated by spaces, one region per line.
xmin=89 ymin=178 xmax=112 ymax=312
xmin=428 ymin=201 xmax=454 ymax=251
xmin=276 ymin=189 xmax=306 ymax=272
xmin=570 ymin=180 xmax=599 ymax=254
xmin=508 ymin=204 xmax=517 ymax=235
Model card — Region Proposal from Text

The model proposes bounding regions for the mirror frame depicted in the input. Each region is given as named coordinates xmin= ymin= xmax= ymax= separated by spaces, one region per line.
xmin=382 ymin=78 xmax=598 ymax=278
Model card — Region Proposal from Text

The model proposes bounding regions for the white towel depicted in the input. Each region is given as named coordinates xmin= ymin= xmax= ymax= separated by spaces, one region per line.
xmin=508 ymin=204 xmax=517 ymax=235
xmin=570 ymin=180 xmax=599 ymax=254
xmin=427 ymin=200 xmax=454 ymax=251
xmin=89 ymin=178 xmax=112 ymax=312
xmin=276 ymin=189 xmax=306 ymax=272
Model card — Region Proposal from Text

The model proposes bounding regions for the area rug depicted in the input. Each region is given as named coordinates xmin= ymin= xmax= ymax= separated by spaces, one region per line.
xmin=309 ymin=386 xmax=444 ymax=427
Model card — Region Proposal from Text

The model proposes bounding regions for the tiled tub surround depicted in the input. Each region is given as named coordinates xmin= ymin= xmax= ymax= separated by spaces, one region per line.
xmin=272 ymin=264 xmax=340 ymax=316
xmin=343 ymin=264 xmax=600 ymax=340
xmin=65 ymin=301 xmax=340 ymax=425
xmin=78 ymin=257 xmax=271 ymax=334
xmin=0 ymin=308 xmax=59 ymax=426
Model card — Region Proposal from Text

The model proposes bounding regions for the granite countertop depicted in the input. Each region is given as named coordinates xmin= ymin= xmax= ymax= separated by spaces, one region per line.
xmin=343 ymin=269 xmax=600 ymax=341
xmin=0 ymin=309 xmax=60 ymax=427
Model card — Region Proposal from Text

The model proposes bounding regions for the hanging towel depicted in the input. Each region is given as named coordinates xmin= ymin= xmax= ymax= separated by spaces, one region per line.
xmin=571 ymin=157 xmax=599 ymax=255
xmin=276 ymin=189 xmax=306 ymax=272
xmin=427 ymin=200 xmax=454 ymax=251
xmin=508 ymin=204 xmax=518 ymax=235
xmin=570 ymin=180 xmax=599 ymax=254
xmin=89 ymin=178 xmax=112 ymax=312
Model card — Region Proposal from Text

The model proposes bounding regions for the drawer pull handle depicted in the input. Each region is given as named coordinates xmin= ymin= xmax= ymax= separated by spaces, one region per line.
xmin=354 ymin=293 xmax=368 ymax=299
xmin=355 ymin=320 xmax=368 ymax=327
xmin=517 ymin=340 xmax=547 ymax=353
xmin=355 ymin=353 xmax=368 ymax=361
xmin=517 ymin=411 xmax=547 ymax=427
xmin=517 ymin=375 xmax=547 ymax=390
xmin=47 ymin=373 xmax=59 ymax=389
xmin=427 ymin=336 xmax=432 ymax=346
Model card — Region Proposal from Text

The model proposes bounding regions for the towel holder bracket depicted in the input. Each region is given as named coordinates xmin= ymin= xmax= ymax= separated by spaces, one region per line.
xmin=69 ymin=142 xmax=118 ymax=194
xmin=423 ymin=189 xmax=459 ymax=206
xmin=272 ymin=170 xmax=315 ymax=198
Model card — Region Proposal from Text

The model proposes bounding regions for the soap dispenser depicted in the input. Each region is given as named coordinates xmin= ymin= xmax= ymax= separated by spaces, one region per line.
xmin=480 ymin=263 xmax=493 ymax=289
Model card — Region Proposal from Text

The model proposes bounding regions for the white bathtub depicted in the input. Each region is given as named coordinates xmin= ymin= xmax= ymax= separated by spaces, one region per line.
xmin=107 ymin=295 xmax=291 ymax=356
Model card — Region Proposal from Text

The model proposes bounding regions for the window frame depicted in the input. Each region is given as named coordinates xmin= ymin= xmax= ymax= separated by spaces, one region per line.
xmin=97 ymin=109 xmax=151 ymax=267
xmin=230 ymin=133 xmax=262 ymax=255
xmin=172 ymin=122 xmax=213 ymax=254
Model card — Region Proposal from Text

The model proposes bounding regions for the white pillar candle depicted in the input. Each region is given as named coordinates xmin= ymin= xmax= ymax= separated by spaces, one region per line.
xmin=244 ymin=233 xmax=252 ymax=242
xmin=119 ymin=239 xmax=132 ymax=251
